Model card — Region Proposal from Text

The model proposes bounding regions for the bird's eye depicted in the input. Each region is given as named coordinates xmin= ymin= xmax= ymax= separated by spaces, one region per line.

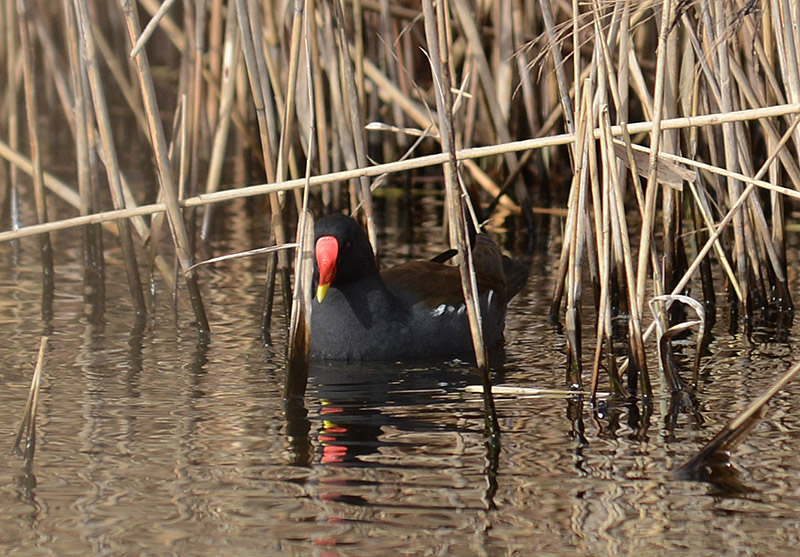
xmin=345 ymin=241 xmax=352 ymax=249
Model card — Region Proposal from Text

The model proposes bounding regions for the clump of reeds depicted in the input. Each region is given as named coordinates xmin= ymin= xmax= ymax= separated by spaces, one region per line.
xmin=1 ymin=1 xmax=800 ymax=418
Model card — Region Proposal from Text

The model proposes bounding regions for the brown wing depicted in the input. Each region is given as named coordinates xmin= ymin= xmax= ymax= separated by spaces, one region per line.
xmin=381 ymin=234 xmax=512 ymax=310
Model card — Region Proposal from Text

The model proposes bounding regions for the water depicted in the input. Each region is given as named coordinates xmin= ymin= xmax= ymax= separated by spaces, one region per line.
xmin=2 ymin=214 xmax=800 ymax=555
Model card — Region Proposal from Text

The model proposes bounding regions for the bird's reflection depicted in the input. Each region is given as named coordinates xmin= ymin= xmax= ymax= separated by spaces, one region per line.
xmin=317 ymin=400 xmax=384 ymax=465
xmin=284 ymin=359 xmax=504 ymax=513
xmin=315 ymin=362 xmax=474 ymax=462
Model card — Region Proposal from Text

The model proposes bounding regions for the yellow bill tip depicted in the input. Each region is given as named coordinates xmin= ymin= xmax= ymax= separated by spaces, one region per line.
xmin=316 ymin=283 xmax=330 ymax=303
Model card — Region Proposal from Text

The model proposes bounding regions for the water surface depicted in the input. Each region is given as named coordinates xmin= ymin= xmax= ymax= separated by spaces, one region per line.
xmin=1 ymin=215 xmax=800 ymax=555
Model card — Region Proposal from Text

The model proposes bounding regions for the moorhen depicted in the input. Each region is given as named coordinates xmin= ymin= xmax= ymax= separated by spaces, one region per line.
xmin=310 ymin=213 xmax=527 ymax=361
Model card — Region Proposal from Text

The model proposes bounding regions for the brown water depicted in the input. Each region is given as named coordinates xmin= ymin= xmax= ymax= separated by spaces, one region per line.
xmin=2 ymin=212 xmax=800 ymax=555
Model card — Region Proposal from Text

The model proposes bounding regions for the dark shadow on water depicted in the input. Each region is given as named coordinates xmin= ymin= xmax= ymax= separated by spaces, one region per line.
xmin=188 ymin=332 xmax=210 ymax=399
xmin=14 ymin=457 xmax=42 ymax=528
xmin=122 ymin=319 xmax=146 ymax=400
xmin=285 ymin=397 xmax=313 ymax=466
xmin=664 ymin=390 xmax=704 ymax=442
xmin=674 ymin=451 xmax=754 ymax=496
xmin=591 ymin=394 xmax=654 ymax=443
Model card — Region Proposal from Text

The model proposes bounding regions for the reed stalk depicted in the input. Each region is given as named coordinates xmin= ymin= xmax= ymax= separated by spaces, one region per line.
xmin=564 ymin=82 xmax=592 ymax=386
xmin=678 ymin=356 xmax=800 ymax=482
xmin=286 ymin=0 xmax=318 ymax=400
xmin=422 ymin=0 xmax=499 ymax=507
xmin=118 ymin=0 xmax=209 ymax=332
xmin=62 ymin=0 xmax=104 ymax=279
xmin=331 ymin=0 xmax=376 ymax=249
xmin=233 ymin=0 xmax=291 ymax=343
xmin=17 ymin=0 xmax=55 ymax=323
xmin=13 ymin=336 xmax=48 ymax=463
xmin=72 ymin=0 xmax=147 ymax=316
xmin=4 ymin=0 xmax=20 ymax=231
xmin=423 ymin=0 xmax=488 ymax=368
xmin=200 ymin=1 xmax=240 ymax=241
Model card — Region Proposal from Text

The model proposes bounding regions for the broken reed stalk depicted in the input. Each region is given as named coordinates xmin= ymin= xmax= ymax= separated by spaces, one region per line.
xmin=677 ymin=356 xmax=800 ymax=482
xmin=185 ymin=1 xmax=206 ymax=240
xmin=118 ymin=0 xmax=209 ymax=334
xmin=601 ymin=107 xmax=648 ymax=398
xmin=13 ymin=336 xmax=48 ymax=463
xmin=173 ymin=94 xmax=191 ymax=293
xmin=589 ymin=102 xmax=612 ymax=397
xmin=538 ymin=0 xmax=575 ymax=135
xmin=660 ymin=1 xmax=682 ymax=328
xmin=129 ymin=0 xmax=179 ymax=58
xmin=588 ymin=3 xmax=631 ymax=399
xmin=648 ymin=294 xmax=706 ymax=391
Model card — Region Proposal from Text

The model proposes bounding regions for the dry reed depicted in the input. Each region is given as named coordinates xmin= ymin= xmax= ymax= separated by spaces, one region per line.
xmin=1 ymin=1 xmax=800 ymax=418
